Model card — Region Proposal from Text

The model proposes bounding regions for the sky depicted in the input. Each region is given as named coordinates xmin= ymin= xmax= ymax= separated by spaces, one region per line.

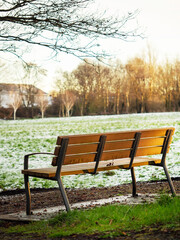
xmin=42 ymin=0 xmax=180 ymax=92
xmin=1 ymin=0 xmax=180 ymax=92
xmin=96 ymin=0 xmax=180 ymax=61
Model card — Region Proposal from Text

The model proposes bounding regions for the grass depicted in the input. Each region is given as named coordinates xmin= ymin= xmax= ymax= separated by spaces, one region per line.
xmin=1 ymin=195 xmax=179 ymax=239
xmin=0 ymin=112 xmax=180 ymax=191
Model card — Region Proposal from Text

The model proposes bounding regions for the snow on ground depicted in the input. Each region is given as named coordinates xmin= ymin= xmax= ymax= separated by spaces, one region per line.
xmin=0 ymin=112 xmax=180 ymax=192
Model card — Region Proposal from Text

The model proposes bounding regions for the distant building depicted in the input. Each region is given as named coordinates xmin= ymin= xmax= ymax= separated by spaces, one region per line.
xmin=0 ymin=83 xmax=49 ymax=108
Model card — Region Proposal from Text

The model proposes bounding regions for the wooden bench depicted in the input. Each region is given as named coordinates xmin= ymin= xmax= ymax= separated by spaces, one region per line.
xmin=22 ymin=127 xmax=176 ymax=214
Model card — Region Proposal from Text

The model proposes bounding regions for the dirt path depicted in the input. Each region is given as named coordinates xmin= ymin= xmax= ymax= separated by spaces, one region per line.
xmin=0 ymin=178 xmax=179 ymax=215
xmin=0 ymin=179 xmax=179 ymax=239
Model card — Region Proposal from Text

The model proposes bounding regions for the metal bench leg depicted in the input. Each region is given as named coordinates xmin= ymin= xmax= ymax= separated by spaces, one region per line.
xmin=57 ymin=177 xmax=71 ymax=212
xmin=131 ymin=167 xmax=138 ymax=197
xmin=163 ymin=165 xmax=176 ymax=196
xmin=24 ymin=175 xmax=31 ymax=215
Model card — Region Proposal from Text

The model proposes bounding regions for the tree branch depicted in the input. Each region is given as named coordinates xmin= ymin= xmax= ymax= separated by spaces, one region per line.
xmin=0 ymin=0 xmax=143 ymax=60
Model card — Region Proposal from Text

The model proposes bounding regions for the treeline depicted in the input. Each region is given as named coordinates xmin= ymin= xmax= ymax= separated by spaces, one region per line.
xmin=1 ymin=55 xmax=180 ymax=119
xmin=50 ymin=56 xmax=180 ymax=117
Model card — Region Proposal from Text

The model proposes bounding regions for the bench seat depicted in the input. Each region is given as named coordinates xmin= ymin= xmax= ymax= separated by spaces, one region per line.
xmin=22 ymin=157 xmax=161 ymax=178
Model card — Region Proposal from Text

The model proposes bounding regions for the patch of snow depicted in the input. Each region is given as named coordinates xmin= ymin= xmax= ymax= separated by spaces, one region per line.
xmin=0 ymin=112 xmax=180 ymax=191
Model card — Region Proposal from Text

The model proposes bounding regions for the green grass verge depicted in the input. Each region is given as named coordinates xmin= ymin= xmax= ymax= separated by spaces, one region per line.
xmin=1 ymin=195 xmax=180 ymax=239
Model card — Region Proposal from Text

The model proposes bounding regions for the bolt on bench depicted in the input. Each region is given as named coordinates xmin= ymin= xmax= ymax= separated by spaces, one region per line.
xmin=22 ymin=127 xmax=176 ymax=214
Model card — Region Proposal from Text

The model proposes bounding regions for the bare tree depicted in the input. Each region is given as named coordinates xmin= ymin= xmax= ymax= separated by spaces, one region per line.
xmin=9 ymin=91 xmax=22 ymax=120
xmin=18 ymin=62 xmax=47 ymax=117
xmin=0 ymin=0 xmax=141 ymax=60
xmin=36 ymin=93 xmax=49 ymax=118
xmin=54 ymin=70 xmax=77 ymax=116
xmin=92 ymin=63 xmax=111 ymax=114
xmin=172 ymin=60 xmax=180 ymax=111
xmin=62 ymin=90 xmax=76 ymax=117
xmin=111 ymin=61 xmax=126 ymax=114
xmin=125 ymin=57 xmax=149 ymax=113
xmin=157 ymin=61 xmax=175 ymax=112
xmin=73 ymin=61 xmax=96 ymax=115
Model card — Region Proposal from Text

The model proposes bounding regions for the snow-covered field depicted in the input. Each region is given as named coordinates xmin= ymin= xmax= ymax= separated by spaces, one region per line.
xmin=0 ymin=112 xmax=180 ymax=192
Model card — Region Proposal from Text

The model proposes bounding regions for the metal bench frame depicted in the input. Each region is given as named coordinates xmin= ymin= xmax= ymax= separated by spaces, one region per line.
xmin=23 ymin=129 xmax=176 ymax=214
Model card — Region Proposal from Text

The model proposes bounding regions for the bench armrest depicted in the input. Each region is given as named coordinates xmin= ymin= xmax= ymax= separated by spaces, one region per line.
xmin=24 ymin=152 xmax=55 ymax=170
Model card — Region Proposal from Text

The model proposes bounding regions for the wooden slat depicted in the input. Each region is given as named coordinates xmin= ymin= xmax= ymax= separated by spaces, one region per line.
xmin=105 ymin=132 xmax=135 ymax=141
xmin=139 ymin=137 xmax=164 ymax=147
xmin=22 ymin=157 xmax=162 ymax=178
xmin=56 ymin=127 xmax=175 ymax=145
xmin=54 ymin=143 xmax=99 ymax=155
xmin=56 ymin=135 xmax=101 ymax=145
xmin=89 ymin=157 xmax=161 ymax=173
xmin=104 ymin=140 xmax=133 ymax=151
xmin=64 ymin=153 xmax=96 ymax=165
xmin=22 ymin=168 xmax=56 ymax=178
xmin=140 ymin=128 xmax=174 ymax=138
xmin=136 ymin=146 xmax=169 ymax=156
xmin=101 ymin=149 xmax=131 ymax=160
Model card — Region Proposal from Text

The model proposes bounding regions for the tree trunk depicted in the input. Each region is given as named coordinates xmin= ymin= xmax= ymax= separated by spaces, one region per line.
xmin=66 ymin=108 xmax=70 ymax=117
xmin=62 ymin=104 xmax=65 ymax=117
xmin=113 ymin=97 xmax=116 ymax=114
xmin=116 ymin=90 xmax=120 ymax=114
xmin=141 ymin=95 xmax=144 ymax=113
xmin=106 ymin=88 xmax=109 ymax=112
xmin=80 ymin=105 xmax=83 ymax=116
xmin=31 ymin=106 xmax=34 ymax=118
xmin=136 ymin=98 xmax=139 ymax=113
xmin=14 ymin=109 xmax=17 ymax=120
xmin=125 ymin=92 xmax=129 ymax=114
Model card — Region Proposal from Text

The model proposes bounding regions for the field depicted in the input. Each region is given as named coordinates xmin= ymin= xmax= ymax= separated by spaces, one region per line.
xmin=0 ymin=112 xmax=180 ymax=192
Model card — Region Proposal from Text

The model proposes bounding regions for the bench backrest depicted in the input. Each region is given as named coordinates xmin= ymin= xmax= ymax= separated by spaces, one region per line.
xmin=52 ymin=127 xmax=175 ymax=166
